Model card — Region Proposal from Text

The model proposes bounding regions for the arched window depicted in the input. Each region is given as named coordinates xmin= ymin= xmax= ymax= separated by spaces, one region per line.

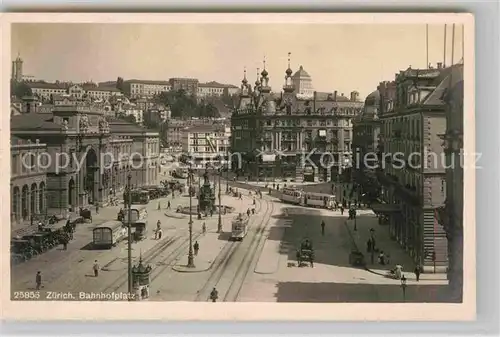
xmin=31 ymin=183 xmax=38 ymax=215
xmin=21 ymin=185 xmax=29 ymax=220
xmin=39 ymin=182 xmax=46 ymax=215
xmin=12 ymin=186 xmax=20 ymax=221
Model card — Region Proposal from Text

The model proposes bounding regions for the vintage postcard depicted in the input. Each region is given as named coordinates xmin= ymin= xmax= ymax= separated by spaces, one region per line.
xmin=1 ymin=13 xmax=475 ymax=321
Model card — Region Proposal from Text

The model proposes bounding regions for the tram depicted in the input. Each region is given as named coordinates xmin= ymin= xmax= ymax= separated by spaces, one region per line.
xmin=279 ymin=187 xmax=303 ymax=205
xmin=303 ymin=192 xmax=336 ymax=209
xmin=231 ymin=213 xmax=249 ymax=241
xmin=93 ymin=221 xmax=127 ymax=249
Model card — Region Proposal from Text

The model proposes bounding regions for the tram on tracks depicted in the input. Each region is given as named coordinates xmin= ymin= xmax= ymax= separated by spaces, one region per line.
xmin=231 ymin=213 xmax=249 ymax=241
xmin=279 ymin=187 xmax=336 ymax=210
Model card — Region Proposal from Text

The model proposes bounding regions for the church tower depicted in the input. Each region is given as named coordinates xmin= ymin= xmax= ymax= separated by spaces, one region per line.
xmin=283 ymin=52 xmax=295 ymax=93
xmin=11 ymin=53 xmax=23 ymax=82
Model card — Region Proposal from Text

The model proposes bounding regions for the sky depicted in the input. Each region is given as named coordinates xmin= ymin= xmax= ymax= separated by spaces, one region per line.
xmin=11 ymin=23 xmax=465 ymax=100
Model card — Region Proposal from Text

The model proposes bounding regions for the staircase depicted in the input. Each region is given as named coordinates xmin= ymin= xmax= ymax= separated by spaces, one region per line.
xmin=422 ymin=209 xmax=448 ymax=273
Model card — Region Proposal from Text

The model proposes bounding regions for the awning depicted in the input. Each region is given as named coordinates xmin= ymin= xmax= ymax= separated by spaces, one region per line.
xmin=371 ymin=203 xmax=401 ymax=213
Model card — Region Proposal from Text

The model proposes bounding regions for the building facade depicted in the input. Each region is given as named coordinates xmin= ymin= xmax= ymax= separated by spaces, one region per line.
xmin=11 ymin=54 xmax=23 ymax=82
xmin=441 ymin=72 xmax=464 ymax=301
xmin=371 ymin=63 xmax=463 ymax=272
xmin=292 ymin=65 xmax=314 ymax=97
xmin=181 ymin=124 xmax=231 ymax=168
xmin=352 ymin=90 xmax=382 ymax=203
xmin=28 ymin=82 xmax=122 ymax=102
xmin=169 ymin=78 xmax=199 ymax=96
xmin=11 ymin=96 xmax=160 ymax=221
xmin=231 ymin=60 xmax=363 ymax=182
xmin=11 ymin=136 xmax=48 ymax=225
xmin=198 ymin=81 xmax=239 ymax=97
xmin=123 ymin=80 xmax=172 ymax=99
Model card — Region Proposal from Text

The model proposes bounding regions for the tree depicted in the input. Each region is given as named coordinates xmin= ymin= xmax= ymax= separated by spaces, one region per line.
xmin=116 ymin=77 xmax=124 ymax=92
xmin=10 ymin=80 xmax=32 ymax=99
xmin=122 ymin=114 xmax=136 ymax=124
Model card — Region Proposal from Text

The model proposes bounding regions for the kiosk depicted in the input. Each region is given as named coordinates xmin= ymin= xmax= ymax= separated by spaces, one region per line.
xmin=132 ymin=255 xmax=152 ymax=301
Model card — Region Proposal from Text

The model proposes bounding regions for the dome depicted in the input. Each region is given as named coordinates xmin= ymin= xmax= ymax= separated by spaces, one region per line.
xmin=261 ymin=68 xmax=269 ymax=77
xmin=293 ymin=65 xmax=310 ymax=78
xmin=286 ymin=67 xmax=293 ymax=76
xmin=364 ymin=90 xmax=380 ymax=106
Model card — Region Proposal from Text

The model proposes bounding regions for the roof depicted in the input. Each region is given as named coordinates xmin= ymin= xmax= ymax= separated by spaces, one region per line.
xmin=365 ymin=90 xmax=380 ymax=105
xmin=108 ymin=118 xmax=147 ymax=133
xmin=28 ymin=82 xmax=68 ymax=90
xmin=293 ymin=65 xmax=311 ymax=78
xmin=125 ymin=79 xmax=170 ymax=85
xmin=11 ymin=114 xmax=63 ymax=131
xmin=199 ymin=81 xmax=238 ymax=88
xmin=186 ymin=124 xmax=226 ymax=133
xmin=423 ymin=64 xmax=464 ymax=106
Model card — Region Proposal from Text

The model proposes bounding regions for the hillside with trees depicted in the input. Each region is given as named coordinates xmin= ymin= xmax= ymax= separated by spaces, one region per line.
xmin=154 ymin=89 xmax=220 ymax=119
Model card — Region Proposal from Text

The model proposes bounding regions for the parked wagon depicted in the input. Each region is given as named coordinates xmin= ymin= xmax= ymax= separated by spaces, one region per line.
xmin=296 ymin=238 xmax=314 ymax=267
xmin=92 ymin=221 xmax=127 ymax=249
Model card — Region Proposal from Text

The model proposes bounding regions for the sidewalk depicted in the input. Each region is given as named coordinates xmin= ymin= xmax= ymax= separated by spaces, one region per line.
xmin=171 ymin=193 xmax=255 ymax=273
xmin=254 ymin=219 xmax=292 ymax=274
xmin=344 ymin=212 xmax=447 ymax=281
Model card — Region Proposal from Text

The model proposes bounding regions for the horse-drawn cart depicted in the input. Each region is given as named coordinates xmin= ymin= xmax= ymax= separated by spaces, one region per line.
xmin=296 ymin=239 xmax=315 ymax=267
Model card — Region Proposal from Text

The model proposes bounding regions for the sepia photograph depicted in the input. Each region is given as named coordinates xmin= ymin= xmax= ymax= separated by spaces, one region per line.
xmin=2 ymin=13 xmax=475 ymax=321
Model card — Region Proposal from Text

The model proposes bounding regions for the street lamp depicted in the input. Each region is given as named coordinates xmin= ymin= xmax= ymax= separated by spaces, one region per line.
xmin=187 ymin=163 xmax=195 ymax=268
xmin=126 ymin=172 xmax=133 ymax=297
xmin=217 ymin=167 xmax=222 ymax=233
xmin=400 ymin=274 xmax=407 ymax=302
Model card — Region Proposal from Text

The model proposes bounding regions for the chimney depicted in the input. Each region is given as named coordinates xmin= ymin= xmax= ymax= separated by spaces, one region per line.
xmin=350 ymin=91 xmax=359 ymax=101
xmin=333 ymin=91 xmax=337 ymax=101
xmin=437 ymin=62 xmax=443 ymax=69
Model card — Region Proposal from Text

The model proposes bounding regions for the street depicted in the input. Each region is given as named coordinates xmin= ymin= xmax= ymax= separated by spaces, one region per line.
xmin=11 ymin=181 xmax=450 ymax=303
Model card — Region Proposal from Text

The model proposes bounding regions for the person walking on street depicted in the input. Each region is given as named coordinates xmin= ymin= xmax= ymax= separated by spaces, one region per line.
xmin=414 ymin=265 xmax=421 ymax=281
xmin=167 ymin=201 xmax=171 ymax=209
xmin=157 ymin=228 xmax=163 ymax=240
xmin=321 ymin=220 xmax=325 ymax=236
xmin=247 ymin=208 xmax=251 ymax=217
xmin=95 ymin=203 xmax=99 ymax=214
xmin=93 ymin=260 xmax=100 ymax=277
xmin=194 ymin=241 xmax=199 ymax=255
xmin=340 ymin=206 xmax=344 ymax=215
xmin=35 ymin=271 xmax=42 ymax=290
xmin=202 ymin=222 xmax=207 ymax=234
xmin=210 ymin=287 xmax=219 ymax=302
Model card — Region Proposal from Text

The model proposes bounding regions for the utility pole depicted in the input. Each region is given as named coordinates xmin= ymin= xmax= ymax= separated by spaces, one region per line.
xmin=126 ymin=173 xmax=133 ymax=296
xmin=217 ymin=168 xmax=222 ymax=233
xmin=187 ymin=163 xmax=195 ymax=268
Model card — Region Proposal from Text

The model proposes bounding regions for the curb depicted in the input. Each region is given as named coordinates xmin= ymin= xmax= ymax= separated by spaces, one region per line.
xmin=172 ymin=257 xmax=216 ymax=273
xmin=342 ymin=220 xmax=446 ymax=281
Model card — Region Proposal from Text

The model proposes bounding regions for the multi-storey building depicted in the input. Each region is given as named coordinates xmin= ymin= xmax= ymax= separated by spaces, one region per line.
xmin=230 ymin=59 xmax=363 ymax=182
xmin=292 ymin=65 xmax=314 ymax=97
xmin=123 ymin=80 xmax=172 ymax=99
xmin=180 ymin=124 xmax=231 ymax=168
xmin=169 ymin=78 xmax=199 ymax=96
xmin=10 ymin=136 xmax=48 ymax=226
xmin=143 ymin=107 xmax=170 ymax=126
xmin=372 ymin=63 xmax=463 ymax=273
xmin=28 ymin=82 xmax=122 ymax=102
xmin=11 ymin=96 xmax=160 ymax=222
xmin=352 ymin=90 xmax=382 ymax=200
xmin=198 ymin=81 xmax=239 ymax=97
xmin=11 ymin=54 xmax=23 ymax=82
xmin=440 ymin=69 xmax=464 ymax=301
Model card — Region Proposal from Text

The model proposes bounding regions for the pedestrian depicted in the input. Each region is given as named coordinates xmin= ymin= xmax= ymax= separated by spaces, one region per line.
xmin=321 ymin=220 xmax=325 ymax=236
xmin=273 ymin=183 xmax=276 ymax=189
xmin=202 ymin=222 xmax=207 ymax=234
xmin=378 ymin=251 xmax=385 ymax=265
xmin=247 ymin=209 xmax=251 ymax=217
xmin=167 ymin=201 xmax=171 ymax=209
xmin=210 ymin=287 xmax=219 ymax=302
xmin=414 ymin=265 xmax=421 ymax=281
xmin=93 ymin=260 xmax=100 ymax=277
xmin=157 ymin=228 xmax=163 ymax=240
xmin=194 ymin=241 xmax=199 ymax=255
xmin=253 ymin=198 xmax=256 ymax=205
xmin=35 ymin=271 xmax=42 ymax=290
xmin=96 ymin=203 xmax=99 ymax=214
xmin=340 ymin=206 xmax=344 ymax=215
xmin=210 ymin=208 xmax=213 ymax=217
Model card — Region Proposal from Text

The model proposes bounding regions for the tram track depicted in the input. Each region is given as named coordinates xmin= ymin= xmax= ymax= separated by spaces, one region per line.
xmin=102 ymin=232 xmax=199 ymax=293
xmin=194 ymin=196 xmax=274 ymax=302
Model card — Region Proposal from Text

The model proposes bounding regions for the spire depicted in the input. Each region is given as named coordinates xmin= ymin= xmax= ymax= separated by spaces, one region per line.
xmin=261 ymin=56 xmax=268 ymax=78
xmin=286 ymin=52 xmax=293 ymax=76
xmin=241 ymin=66 xmax=248 ymax=85
xmin=283 ymin=52 xmax=294 ymax=93
xmin=255 ymin=67 xmax=261 ymax=86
